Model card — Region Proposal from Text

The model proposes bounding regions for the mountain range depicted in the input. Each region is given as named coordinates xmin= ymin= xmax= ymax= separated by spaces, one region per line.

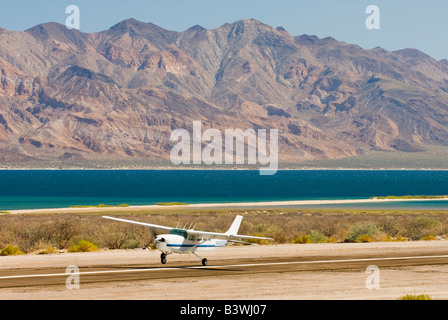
xmin=1 ymin=18 xmax=448 ymax=167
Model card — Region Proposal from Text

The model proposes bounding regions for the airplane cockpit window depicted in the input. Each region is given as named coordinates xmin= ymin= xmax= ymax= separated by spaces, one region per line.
xmin=170 ymin=229 xmax=188 ymax=238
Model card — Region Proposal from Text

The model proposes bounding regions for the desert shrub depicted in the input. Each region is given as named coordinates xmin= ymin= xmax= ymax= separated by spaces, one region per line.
xmin=97 ymin=222 xmax=150 ymax=249
xmin=381 ymin=217 xmax=402 ymax=237
xmin=398 ymin=294 xmax=432 ymax=300
xmin=68 ymin=240 xmax=98 ymax=253
xmin=345 ymin=221 xmax=382 ymax=242
xmin=264 ymin=224 xmax=289 ymax=243
xmin=1 ymin=244 xmax=25 ymax=256
xmin=27 ymin=239 xmax=59 ymax=254
xmin=356 ymin=234 xmax=374 ymax=242
xmin=293 ymin=235 xmax=312 ymax=244
xmin=1 ymin=210 xmax=448 ymax=254
xmin=308 ymin=230 xmax=329 ymax=243
xmin=403 ymin=217 xmax=441 ymax=240
xmin=253 ymin=223 xmax=269 ymax=234
xmin=50 ymin=217 xmax=81 ymax=249
xmin=312 ymin=216 xmax=339 ymax=238
xmin=38 ymin=246 xmax=58 ymax=254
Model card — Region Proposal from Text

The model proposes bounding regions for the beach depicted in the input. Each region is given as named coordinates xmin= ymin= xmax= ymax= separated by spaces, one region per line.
xmin=5 ymin=197 xmax=448 ymax=215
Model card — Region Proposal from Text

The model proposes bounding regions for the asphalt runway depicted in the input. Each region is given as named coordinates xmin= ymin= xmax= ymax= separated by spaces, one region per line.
xmin=2 ymin=252 xmax=448 ymax=290
xmin=2 ymin=242 xmax=448 ymax=299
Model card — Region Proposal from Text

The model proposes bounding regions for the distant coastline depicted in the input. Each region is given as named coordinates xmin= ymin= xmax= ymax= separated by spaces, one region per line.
xmin=2 ymin=167 xmax=448 ymax=171
xmin=6 ymin=197 xmax=448 ymax=215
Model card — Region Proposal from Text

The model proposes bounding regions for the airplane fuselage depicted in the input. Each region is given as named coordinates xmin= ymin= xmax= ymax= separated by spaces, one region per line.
xmin=155 ymin=233 xmax=227 ymax=254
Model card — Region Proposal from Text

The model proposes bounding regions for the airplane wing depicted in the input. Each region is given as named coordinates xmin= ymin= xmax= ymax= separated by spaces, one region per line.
xmin=187 ymin=229 xmax=272 ymax=241
xmin=227 ymin=234 xmax=273 ymax=241
xmin=103 ymin=215 xmax=273 ymax=242
xmin=102 ymin=216 xmax=173 ymax=232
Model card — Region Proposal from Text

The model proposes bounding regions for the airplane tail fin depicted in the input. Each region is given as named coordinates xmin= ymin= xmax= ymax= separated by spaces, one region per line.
xmin=226 ymin=215 xmax=243 ymax=236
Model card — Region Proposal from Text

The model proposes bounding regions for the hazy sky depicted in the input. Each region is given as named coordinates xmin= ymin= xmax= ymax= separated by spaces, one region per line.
xmin=0 ymin=0 xmax=447 ymax=60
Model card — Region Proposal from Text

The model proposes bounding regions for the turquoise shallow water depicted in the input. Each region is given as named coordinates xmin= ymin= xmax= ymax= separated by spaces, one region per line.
xmin=1 ymin=170 xmax=448 ymax=210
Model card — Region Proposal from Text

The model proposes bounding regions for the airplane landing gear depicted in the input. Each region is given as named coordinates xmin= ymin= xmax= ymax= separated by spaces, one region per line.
xmin=193 ymin=252 xmax=208 ymax=266
xmin=161 ymin=252 xmax=167 ymax=264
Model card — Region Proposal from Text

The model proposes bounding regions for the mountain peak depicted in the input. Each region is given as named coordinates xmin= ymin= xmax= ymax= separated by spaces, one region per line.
xmin=231 ymin=19 xmax=273 ymax=30
xmin=25 ymin=21 xmax=88 ymax=49
xmin=187 ymin=24 xmax=207 ymax=32
xmin=109 ymin=18 xmax=151 ymax=31
xmin=26 ymin=22 xmax=73 ymax=37
xmin=393 ymin=48 xmax=433 ymax=61
xmin=105 ymin=18 xmax=178 ymax=47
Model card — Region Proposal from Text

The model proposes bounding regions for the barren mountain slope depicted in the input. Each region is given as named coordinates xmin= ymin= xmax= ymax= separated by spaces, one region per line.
xmin=1 ymin=19 xmax=448 ymax=165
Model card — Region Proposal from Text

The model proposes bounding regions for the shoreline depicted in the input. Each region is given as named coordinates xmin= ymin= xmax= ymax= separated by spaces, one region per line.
xmin=2 ymin=167 xmax=448 ymax=171
xmin=5 ymin=197 xmax=448 ymax=215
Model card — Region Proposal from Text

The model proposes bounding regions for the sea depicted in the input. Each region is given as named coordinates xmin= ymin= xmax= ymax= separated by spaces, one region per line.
xmin=1 ymin=169 xmax=448 ymax=211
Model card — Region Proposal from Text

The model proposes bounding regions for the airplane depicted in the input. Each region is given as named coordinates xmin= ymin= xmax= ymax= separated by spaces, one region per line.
xmin=102 ymin=215 xmax=272 ymax=266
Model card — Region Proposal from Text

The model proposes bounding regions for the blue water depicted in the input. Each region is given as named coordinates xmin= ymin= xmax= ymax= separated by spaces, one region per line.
xmin=1 ymin=170 xmax=448 ymax=210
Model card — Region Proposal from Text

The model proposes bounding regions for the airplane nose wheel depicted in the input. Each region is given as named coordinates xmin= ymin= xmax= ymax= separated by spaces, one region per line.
xmin=161 ymin=252 xmax=167 ymax=264
xmin=194 ymin=253 xmax=208 ymax=266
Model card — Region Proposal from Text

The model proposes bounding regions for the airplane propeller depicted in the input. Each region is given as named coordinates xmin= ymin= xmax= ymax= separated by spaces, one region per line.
xmin=154 ymin=236 xmax=165 ymax=244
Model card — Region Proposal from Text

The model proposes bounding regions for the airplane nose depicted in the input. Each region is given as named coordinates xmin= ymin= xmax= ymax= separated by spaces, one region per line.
xmin=154 ymin=237 xmax=165 ymax=244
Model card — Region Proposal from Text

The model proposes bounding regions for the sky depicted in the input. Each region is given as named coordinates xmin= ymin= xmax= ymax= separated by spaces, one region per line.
xmin=0 ymin=0 xmax=447 ymax=60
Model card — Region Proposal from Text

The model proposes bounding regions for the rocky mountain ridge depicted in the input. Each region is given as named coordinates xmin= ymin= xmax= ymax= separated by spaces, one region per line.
xmin=1 ymin=18 xmax=448 ymax=165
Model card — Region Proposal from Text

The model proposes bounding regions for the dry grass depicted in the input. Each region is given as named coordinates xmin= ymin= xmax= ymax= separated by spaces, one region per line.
xmin=1 ymin=208 xmax=448 ymax=253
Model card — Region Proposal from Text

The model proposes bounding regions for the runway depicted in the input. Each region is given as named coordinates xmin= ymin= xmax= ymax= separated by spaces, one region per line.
xmin=2 ymin=254 xmax=448 ymax=288
xmin=1 ymin=242 xmax=448 ymax=299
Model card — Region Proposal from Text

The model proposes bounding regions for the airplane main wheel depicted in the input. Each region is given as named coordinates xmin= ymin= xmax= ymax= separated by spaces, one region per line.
xmin=202 ymin=258 xmax=207 ymax=266
xmin=161 ymin=253 xmax=167 ymax=264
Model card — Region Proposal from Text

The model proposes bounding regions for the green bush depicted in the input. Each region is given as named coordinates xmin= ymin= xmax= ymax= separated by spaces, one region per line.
xmin=155 ymin=202 xmax=189 ymax=206
xmin=68 ymin=240 xmax=98 ymax=253
xmin=345 ymin=222 xmax=382 ymax=242
xmin=357 ymin=234 xmax=373 ymax=242
xmin=308 ymin=230 xmax=329 ymax=243
xmin=0 ymin=244 xmax=25 ymax=256
xmin=398 ymin=294 xmax=432 ymax=300
xmin=293 ymin=230 xmax=331 ymax=244
xmin=293 ymin=235 xmax=312 ymax=244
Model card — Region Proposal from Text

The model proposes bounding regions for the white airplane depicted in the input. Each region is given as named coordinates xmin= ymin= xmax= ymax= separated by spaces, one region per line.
xmin=103 ymin=215 xmax=272 ymax=266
